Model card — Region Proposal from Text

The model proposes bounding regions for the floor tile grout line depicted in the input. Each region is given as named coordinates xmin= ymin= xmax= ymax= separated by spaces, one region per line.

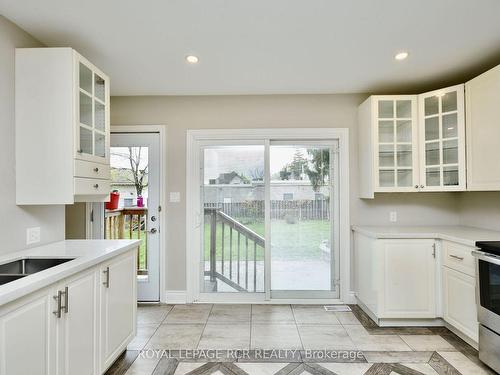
xmin=127 ymin=304 xmax=173 ymax=374
xmin=139 ymin=304 xmax=173 ymax=351
xmin=197 ymin=304 xmax=215 ymax=349
xmin=290 ymin=304 xmax=305 ymax=351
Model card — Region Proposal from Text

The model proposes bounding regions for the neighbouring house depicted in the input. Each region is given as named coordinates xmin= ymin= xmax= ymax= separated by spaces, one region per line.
xmin=209 ymin=171 xmax=246 ymax=185
xmin=204 ymin=179 xmax=329 ymax=204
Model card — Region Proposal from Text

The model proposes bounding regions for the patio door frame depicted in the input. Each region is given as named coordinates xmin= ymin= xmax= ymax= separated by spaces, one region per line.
xmin=186 ymin=128 xmax=350 ymax=304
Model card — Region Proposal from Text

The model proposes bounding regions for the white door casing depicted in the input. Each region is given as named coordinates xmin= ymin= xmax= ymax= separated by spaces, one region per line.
xmin=186 ymin=128 xmax=350 ymax=304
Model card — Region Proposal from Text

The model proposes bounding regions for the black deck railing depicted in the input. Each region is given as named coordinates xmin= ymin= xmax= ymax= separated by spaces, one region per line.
xmin=204 ymin=208 xmax=265 ymax=292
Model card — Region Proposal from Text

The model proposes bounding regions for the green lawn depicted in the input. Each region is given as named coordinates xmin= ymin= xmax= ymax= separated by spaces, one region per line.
xmin=203 ymin=219 xmax=330 ymax=262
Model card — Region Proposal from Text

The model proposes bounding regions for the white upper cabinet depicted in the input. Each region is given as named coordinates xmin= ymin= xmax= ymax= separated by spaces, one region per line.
xmin=76 ymin=57 xmax=109 ymax=164
xmin=358 ymin=95 xmax=419 ymax=198
xmin=16 ymin=48 xmax=110 ymax=205
xmin=465 ymin=64 xmax=500 ymax=190
xmin=418 ymin=84 xmax=466 ymax=191
xmin=358 ymin=85 xmax=466 ymax=198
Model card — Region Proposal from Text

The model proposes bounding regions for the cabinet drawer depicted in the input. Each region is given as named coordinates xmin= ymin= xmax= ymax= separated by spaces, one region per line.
xmin=74 ymin=160 xmax=109 ymax=180
xmin=74 ymin=178 xmax=110 ymax=196
xmin=443 ymin=240 xmax=475 ymax=277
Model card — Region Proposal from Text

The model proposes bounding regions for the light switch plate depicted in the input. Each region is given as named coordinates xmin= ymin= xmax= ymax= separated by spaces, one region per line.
xmin=169 ymin=192 xmax=181 ymax=203
xmin=389 ymin=211 xmax=397 ymax=222
xmin=26 ymin=227 xmax=41 ymax=245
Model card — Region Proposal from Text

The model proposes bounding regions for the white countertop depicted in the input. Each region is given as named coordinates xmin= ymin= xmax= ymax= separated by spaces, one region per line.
xmin=352 ymin=225 xmax=500 ymax=247
xmin=0 ymin=240 xmax=140 ymax=306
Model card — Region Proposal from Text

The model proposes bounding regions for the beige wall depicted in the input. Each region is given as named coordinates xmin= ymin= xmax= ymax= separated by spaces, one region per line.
xmin=0 ymin=16 xmax=65 ymax=253
xmin=65 ymin=203 xmax=87 ymax=239
xmin=458 ymin=192 xmax=500 ymax=231
xmin=111 ymin=95 xmax=461 ymax=292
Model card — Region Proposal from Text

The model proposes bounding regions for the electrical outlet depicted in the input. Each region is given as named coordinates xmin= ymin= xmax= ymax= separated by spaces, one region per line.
xmin=26 ymin=227 xmax=41 ymax=245
xmin=389 ymin=211 xmax=397 ymax=223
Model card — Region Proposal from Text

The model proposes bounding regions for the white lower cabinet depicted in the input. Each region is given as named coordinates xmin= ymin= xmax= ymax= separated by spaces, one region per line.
xmin=442 ymin=266 xmax=478 ymax=342
xmin=56 ymin=268 xmax=98 ymax=375
xmin=354 ymin=232 xmax=480 ymax=345
xmin=354 ymin=234 xmax=437 ymax=322
xmin=0 ymin=248 xmax=137 ymax=375
xmin=380 ymin=240 xmax=437 ymax=318
xmin=0 ymin=290 xmax=56 ymax=375
xmin=100 ymin=252 xmax=136 ymax=372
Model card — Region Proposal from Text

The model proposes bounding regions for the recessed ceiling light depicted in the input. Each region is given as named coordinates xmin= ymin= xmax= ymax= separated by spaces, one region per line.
xmin=394 ymin=51 xmax=409 ymax=61
xmin=186 ymin=55 xmax=199 ymax=64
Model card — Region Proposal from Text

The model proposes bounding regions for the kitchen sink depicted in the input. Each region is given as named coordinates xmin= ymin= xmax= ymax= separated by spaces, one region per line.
xmin=0 ymin=258 xmax=76 ymax=285
xmin=0 ymin=275 xmax=27 ymax=285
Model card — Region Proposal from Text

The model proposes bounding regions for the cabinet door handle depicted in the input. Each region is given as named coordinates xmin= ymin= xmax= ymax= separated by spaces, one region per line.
xmin=63 ymin=286 xmax=69 ymax=314
xmin=93 ymin=184 xmax=99 ymax=189
xmin=432 ymin=243 xmax=436 ymax=258
xmin=103 ymin=267 xmax=110 ymax=288
xmin=449 ymin=254 xmax=464 ymax=261
xmin=53 ymin=290 xmax=63 ymax=318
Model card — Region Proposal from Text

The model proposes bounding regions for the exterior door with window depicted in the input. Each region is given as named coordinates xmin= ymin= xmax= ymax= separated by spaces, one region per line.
xmin=108 ymin=132 xmax=161 ymax=301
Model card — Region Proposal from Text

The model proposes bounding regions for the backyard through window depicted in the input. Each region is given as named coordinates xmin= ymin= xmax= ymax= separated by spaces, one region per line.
xmin=202 ymin=144 xmax=334 ymax=294
xmin=106 ymin=146 xmax=149 ymax=274
xmin=270 ymin=145 xmax=332 ymax=291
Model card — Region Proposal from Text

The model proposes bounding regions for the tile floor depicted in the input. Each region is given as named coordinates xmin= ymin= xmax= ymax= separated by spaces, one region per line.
xmin=103 ymin=304 xmax=496 ymax=375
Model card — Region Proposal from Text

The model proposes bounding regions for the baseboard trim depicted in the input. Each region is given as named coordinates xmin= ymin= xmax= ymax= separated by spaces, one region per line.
xmin=346 ymin=291 xmax=357 ymax=304
xmin=444 ymin=321 xmax=478 ymax=349
xmin=165 ymin=290 xmax=187 ymax=304
xmin=377 ymin=318 xmax=444 ymax=327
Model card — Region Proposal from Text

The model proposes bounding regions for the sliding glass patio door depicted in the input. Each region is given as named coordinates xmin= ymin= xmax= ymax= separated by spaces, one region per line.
xmin=199 ymin=139 xmax=339 ymax=300
xmin=201 ymin=143 xmax=266 ymax=295
xmin=269 ymin=142 xmax=339 ymax=299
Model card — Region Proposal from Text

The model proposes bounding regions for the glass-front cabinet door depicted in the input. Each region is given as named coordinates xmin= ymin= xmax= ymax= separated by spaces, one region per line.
xmin=374 ymin=96 xmax=418 ymax=192
xmin=76 ymin=55 xmax=110 ymax=164
xmin=418 ymin=84 xmax=465 ymax=191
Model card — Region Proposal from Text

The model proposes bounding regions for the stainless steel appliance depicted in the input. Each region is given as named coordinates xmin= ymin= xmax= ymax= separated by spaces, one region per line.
xmin=473 ymin=241 xmax=500 ymax=373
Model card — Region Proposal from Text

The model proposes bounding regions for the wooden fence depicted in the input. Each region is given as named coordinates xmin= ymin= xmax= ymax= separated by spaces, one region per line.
xmin=204 ymin=199 xmax=330 ymax=221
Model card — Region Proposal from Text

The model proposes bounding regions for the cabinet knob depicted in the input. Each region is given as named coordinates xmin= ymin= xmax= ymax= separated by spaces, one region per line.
xmin=414 ymin=185 xmax=419 ymax=189
xmin=93 ymin=167 xmax=99 ymax=172
xmin=93 ymin=184 xmax=99 ymax=189
xmin=420 ymin=185 xmax=424 ymax=188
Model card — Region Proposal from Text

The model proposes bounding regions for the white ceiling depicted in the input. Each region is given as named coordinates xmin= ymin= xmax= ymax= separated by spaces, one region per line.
xmin=2 ymin=0 xmax=500 ymax=96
